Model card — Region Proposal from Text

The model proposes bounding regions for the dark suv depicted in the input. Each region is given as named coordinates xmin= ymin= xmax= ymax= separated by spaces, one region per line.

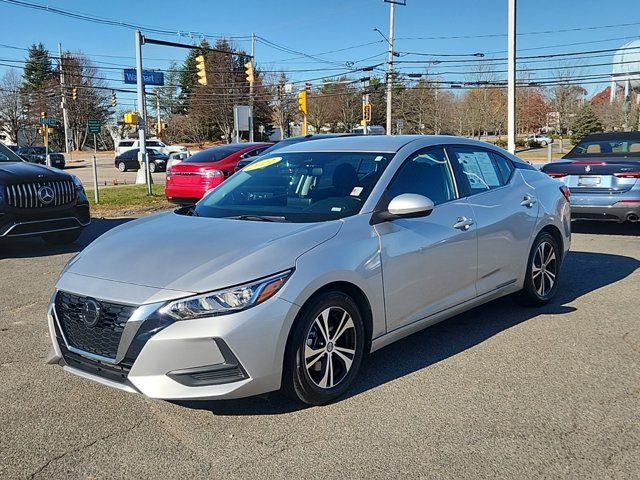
xmin=0 ymin=142 xmax=89 ymax=245
xmin=17 ymin=146 xmax=66 ymax=169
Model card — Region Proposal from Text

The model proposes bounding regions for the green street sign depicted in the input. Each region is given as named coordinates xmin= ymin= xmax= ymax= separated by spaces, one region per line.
xmin=87 ymin=119 xmax=101 ymax=134
xmin=39 ymin=117 xmax=57 ymax=126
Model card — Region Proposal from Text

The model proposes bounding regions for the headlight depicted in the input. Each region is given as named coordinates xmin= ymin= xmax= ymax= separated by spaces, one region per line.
xmin=160 ymin=270 xmax=293 ymax=320
xmin=70 ymin=175 xmax=84 ymax=192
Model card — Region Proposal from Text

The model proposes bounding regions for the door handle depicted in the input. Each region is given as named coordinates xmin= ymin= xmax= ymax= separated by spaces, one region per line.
xmin=521 ymin=194 xmax=537 ymax=208
xmin=453 ymin=216 xmax=474 ymax=231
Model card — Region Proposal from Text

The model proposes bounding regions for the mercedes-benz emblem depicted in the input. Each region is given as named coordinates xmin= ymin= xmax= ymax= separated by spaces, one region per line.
xmin=585 ymin=165 xmax=591 ymax=173
xmin=82 ymin=298 xmax=101 ymax=328
xmin=37 ymin=185 xmax=55 ymax=205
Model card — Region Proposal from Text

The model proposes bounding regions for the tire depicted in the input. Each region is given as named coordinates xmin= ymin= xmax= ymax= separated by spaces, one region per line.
xmin=149 ymin=162 xmax=157 ymax=173
xmin=541 ymin=141 xmax=548 ymax=146
xmin=513 ymin=232 xmax=560 ymax=306
xmin=41 ymin=229 xmax=82 ymax=246
xmin=282 ymin=291 xmax=365 ymax=405
xmin=118 ymin=162 xmax=127 ymax=172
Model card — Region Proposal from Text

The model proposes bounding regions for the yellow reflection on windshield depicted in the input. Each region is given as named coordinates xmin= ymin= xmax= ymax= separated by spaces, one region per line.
xmin=243 ymin=156 xmax=282 ymax=172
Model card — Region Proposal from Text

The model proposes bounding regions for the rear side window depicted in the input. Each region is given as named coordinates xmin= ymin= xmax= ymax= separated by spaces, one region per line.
xmin=119 ymin=141 xmax=134 ymax=147
xmin=491 ymin=152 xmax=515 ymax=184
xmin=388 ymin=147 xmax=457 ymax=205
xmin=448 ymin=146 xmax=508 ymax=195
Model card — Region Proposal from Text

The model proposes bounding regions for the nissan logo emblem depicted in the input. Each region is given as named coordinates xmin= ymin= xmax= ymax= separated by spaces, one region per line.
xmin=82 ymin=298 xmax=101 ymax=328
xmin=584 ymin=165 xmax=591 ymax=173
xmin=37 ymin=185 xmax=55 ymax=205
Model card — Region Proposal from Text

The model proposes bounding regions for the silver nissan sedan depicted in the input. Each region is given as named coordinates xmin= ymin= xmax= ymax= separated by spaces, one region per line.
xmin=47 ymin=136 xmax=571 ymax=405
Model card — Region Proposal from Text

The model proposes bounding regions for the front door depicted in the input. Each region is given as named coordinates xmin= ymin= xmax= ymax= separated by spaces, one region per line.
xmin=375 ymin=147 xmax=478 ymax=333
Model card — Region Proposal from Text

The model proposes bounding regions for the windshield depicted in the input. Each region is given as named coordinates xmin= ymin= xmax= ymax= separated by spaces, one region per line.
xmin=194 ymin=151 xmax=393 ymax=222
xmin=567 ymin=138 xmax=640 ymax=157
xmin=0 ymin=142 xmax=24 ymax=163
xmin=185 ymin=144 xmax=252 ymax=164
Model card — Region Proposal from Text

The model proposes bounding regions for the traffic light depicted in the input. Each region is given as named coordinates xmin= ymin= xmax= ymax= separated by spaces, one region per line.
xmin=277 ymin=84 xmax=283 ymax=98
xmin=111 ymin=90 xmax=117 ymax=107
xmin=298 ymin=91 xmax=307 ymax=114
xmin=72 ymin=87 xmax=77 ymax=101
xmin=195 ymin=55 xmax=207 ymax=86
xmin=244 ymin=60 xmax=255 ymax=84
xmin=124 ymin=112 xmax=139 ymax=125
xmin=305 ymin=82 xmax=312 ymax=92
xmin=363 ymin=104 xmax=372 ymax=123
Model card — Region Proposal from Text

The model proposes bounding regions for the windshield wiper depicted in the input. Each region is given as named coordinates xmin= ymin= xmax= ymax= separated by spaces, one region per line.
xmin=225 ymin=215 xmax=288 ymax=222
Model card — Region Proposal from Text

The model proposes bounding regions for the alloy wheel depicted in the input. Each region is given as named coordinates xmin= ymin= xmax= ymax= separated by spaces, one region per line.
xmin=304 ymin=306 xmax=357 ymax=389
xmin=532 ymin=241 xmax=557 ymax=297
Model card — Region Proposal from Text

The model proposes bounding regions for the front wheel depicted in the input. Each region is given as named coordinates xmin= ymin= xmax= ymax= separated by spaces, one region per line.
xmin=117 ymin=162 xmax=127 ymax=172
xmin=513 ymin=232 xmax=561 ymax=306
xmin=282 ymin=291 xmax=365 ymax=405
xmin=149 ymin=162 xmax=157 ymax=173
xmin=41 ymin=229 xmax=82 ymax=245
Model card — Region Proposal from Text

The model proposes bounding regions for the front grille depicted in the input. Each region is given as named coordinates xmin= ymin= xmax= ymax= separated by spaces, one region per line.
xmin=55 ymin=291 xmax=136 ymax=360
xmin=4 ymin=180 xmax=76 ymax=209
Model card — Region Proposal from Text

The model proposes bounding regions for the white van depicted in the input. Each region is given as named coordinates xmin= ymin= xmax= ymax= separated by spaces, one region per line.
xmin=351 ymin=125 xmax=386 ymax=135
xmin=115 ymin=138 xmax=187 ymax=157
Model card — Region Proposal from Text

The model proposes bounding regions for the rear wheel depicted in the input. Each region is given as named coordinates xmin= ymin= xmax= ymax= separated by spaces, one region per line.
xmin=41 ymin=229 xmax=82 ymax=245
xmin=117 ymin=162 xmax=127 ymax=172
xmin=514 ymin=232 xmax=560 ymax=306
xmin=282 ymin=291 xmax=365 ymax=405
xmin=149 ymin=162 xmax=157 ymax=173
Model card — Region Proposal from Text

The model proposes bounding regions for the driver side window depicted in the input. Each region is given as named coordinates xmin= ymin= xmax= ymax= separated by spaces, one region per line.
xmin=387 ymin=147 xmax=458 ymax=206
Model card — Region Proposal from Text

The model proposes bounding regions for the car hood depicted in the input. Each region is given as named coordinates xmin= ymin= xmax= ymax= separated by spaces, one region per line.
xmin=0 ymin=161 xmax=70 ymax=183
xmin=66 ymin=212 xmax=342 ymax=294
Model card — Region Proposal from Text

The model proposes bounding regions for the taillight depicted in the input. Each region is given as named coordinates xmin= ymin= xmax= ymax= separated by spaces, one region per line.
xmin=202 ymin=169 xmax=223 ymax=178
xmin=614 ymin=172 xmax=640 ymax=179
xmin=546 ymin=172 xmax=567 ymax=178
xmin=560 ymin=185 xmax=571 ymax=202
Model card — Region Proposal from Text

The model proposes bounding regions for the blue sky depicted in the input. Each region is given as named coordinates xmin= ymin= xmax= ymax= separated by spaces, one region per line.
xmin=1 ymin=0 xmax=639 ymax=106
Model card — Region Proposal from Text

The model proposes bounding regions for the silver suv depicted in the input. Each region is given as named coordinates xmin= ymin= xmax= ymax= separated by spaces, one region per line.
xmin=47 ymin=136 xmax=570 ymax=405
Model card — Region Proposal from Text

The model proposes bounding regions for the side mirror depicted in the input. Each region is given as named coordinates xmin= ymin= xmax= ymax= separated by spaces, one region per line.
xmin=371 ymin=193 xmax=434 ymax=225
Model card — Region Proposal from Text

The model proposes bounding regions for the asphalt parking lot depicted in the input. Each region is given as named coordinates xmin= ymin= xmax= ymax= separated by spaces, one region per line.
xmin=0 ymin=220 xmax=638 ymax=479
xmin=64 ymin=153 xmax=167 ymax=187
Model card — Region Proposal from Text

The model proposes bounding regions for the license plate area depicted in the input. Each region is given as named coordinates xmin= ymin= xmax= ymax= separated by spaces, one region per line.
xmin=578 ymin=176 xmax=601 ymax=186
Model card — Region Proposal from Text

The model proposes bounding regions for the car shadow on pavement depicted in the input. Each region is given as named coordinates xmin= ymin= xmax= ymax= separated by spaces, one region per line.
xmin=0 ymin=217 xmax=132 ymax=259
xmin=180 ymin=249 xmax=639 ymax=416
xmin=571 ymin=221 xmax=640 ymax=237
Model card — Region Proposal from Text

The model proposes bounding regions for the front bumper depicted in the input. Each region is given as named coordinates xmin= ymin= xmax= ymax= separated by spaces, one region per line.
xmin=47 ymin=291 xmax=300 ymax=400
xmin=0 ymin=201 xmax=90 ymax=237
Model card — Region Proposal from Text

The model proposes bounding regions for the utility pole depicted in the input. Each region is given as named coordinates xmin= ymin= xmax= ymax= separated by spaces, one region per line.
xmin=507 ymin=0 xmax=517 ymax=154
xmin=156 ymin=92 xmax=161 ymax=136
xmin=134 ymin=30 xmax=152 ymax=194
xmin=385 ymin=0 xmax=396 ymax=135
xmin=58 ymin=43 xmax=71 ymax=154
xmin=249 ymin=32 xmax=255 ymax=142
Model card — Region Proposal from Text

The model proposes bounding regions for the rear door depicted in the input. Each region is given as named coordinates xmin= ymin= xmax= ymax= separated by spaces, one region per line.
xmin=446 ymin=145 xmax=538 ymax=296
xmin=376 ymin=146 xmax=477 ymax=331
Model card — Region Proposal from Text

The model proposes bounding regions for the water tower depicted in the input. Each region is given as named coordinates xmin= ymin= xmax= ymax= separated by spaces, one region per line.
xmin=609 ymin=39 xmax=640 ymax=104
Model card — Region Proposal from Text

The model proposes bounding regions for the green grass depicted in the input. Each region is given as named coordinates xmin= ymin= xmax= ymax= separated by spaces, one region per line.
xmin=85 ymin=184 xmax=172 ymax=215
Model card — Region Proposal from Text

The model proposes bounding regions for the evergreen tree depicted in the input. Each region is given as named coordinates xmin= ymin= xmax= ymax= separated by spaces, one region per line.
xmin=23 ymin=43 xmax=53 ymax=90
xmin=572 ymin=104 xmax=603 ymax=141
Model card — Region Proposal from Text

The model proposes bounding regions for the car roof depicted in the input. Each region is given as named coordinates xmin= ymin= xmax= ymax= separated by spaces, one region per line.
xmin=276 ymin=134 xmax=469 ymax=153
xmin=578 ymin=132 xmax=640 ymax=141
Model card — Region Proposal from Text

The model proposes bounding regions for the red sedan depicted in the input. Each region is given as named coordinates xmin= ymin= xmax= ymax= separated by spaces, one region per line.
xmin=165 ymin=142 xmax=272 ymax=203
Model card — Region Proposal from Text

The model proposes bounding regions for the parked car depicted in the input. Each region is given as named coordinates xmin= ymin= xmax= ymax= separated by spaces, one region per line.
xmin=525 ymin=134 xmax=553 ymax=146
xmin=16 ymin=146 xmax=66 ymax=169
xmin=351 ymin=125 xmax=386 ymax=135
xmin=0 ymin=142 xmax=89 ymax=244
xmin=234 ymin=134 xmax=359 ymax=172
xmin=114 ymin=148 xmax=169 ymax=173
xmin=541 ymin=131 xmax=640 ymax=223
xmin=165 ymin=142 xmax=272 ymax=203
xmin=115 ymin=138 xmax=187 ymax=157
xmin=46 ymin=135 xmax=570 ymax=405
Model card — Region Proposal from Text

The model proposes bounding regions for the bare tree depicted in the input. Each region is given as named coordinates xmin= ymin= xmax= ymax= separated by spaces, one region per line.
xmin=0 ymin=70 xmax=28 ymax=143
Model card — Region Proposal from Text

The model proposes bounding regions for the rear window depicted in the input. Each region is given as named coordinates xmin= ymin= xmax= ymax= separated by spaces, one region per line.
xmin=568 ymin=139 xmax=640 ymax=157
xmin=185 ymin=144 xmax=252 ymax=163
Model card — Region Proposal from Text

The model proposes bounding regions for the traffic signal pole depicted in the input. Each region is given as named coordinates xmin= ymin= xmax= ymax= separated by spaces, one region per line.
xmin=385 ymin=1 xmax=395 ymax=135
xmin=249 ymin=33 xmax=255 ymax=142
xmin=134 ymin=30 xmax=152 ymax=194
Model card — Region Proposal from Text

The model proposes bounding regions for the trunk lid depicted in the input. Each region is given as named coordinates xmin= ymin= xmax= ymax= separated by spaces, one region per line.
xmin=541 ymin=159 xmax=639 ymax=194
